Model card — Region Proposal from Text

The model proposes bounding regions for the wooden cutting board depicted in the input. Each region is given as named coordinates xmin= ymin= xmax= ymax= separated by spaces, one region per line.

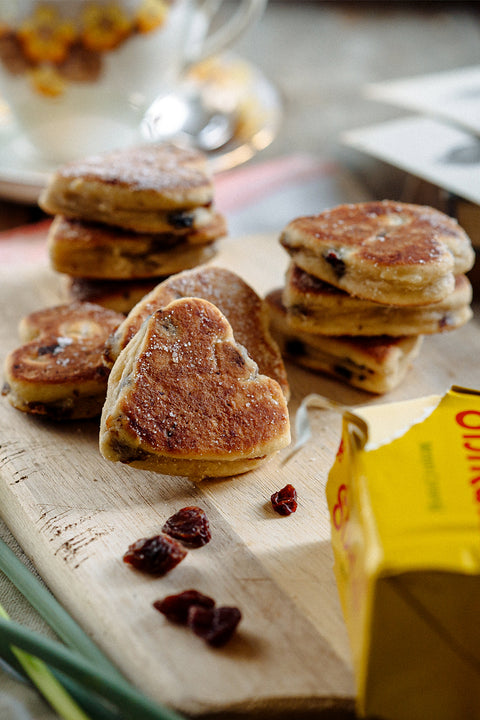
xmin=0 ymin=231 xmax=479 ymax=718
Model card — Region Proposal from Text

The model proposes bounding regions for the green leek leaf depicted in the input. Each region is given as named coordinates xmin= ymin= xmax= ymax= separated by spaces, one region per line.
xmin=0 ymin=538 xmax=122 ymax=680
xmin=0 ymin=602 xmax=92 ymax=720
xmin=0 ymin=616 xmax=184 ymax=720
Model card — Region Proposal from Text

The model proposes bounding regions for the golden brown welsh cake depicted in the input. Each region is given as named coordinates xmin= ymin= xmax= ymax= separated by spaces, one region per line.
xmin=283 ymin=263 xmax=473 ymax=336
xmin=64 ymin=276 xmax=162 ymax=314
xmin=280 ymin=201 xmax=475 ymax=306
xmin=38 ymin=143 xmax=219 ymax=234
xmin=48 ymin=215 xmax=222 ymax=279
xmin=100 ymin=297 xmax=291 ymax=479
xmin=104 ymin=266 xmax=290 ymax=398
xmin=266 ymin=289 xmax=423 ymax=395
xmin=2 ymin=302 xmax=123 ymax=419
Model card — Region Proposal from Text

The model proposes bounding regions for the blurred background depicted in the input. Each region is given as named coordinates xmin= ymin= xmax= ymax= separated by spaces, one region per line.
xmin=1 ymin=1 xmax=480 ymax=224
xmin=234 ymin=0 xmax=480 ymax=196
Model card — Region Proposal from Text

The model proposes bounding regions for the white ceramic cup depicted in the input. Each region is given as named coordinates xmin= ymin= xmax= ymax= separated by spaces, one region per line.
xmin=0 ymin=0 xmax=266 ymax=162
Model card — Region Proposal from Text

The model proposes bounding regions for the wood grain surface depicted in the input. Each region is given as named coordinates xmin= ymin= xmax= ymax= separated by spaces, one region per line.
xmin=0 ymin=231 xmax=479 ymax=718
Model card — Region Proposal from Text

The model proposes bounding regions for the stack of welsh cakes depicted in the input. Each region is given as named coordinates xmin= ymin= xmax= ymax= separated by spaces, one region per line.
xmin=266 ymin=200 xmax=475 ymax=394
xmin=39 ymin=143 xmax=227 ymax=313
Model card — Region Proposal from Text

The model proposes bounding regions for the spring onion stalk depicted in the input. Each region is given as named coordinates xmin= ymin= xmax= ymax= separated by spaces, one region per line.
xmin=0 ymin=639 xmax=124 ymax=720
xmin=51 ymin=670 xmax=125 ymax=720
xmin=0 ymin=630 xmax=28 ymax=681
xmin=0 ymin=617 xmax=185 ymax=720
xmin=0 ymin=538 xmax=185 ymax=718
xmin=0 ymin=602 xmax=92 ymax=720
xmin=0 ymin=538 xmax=122 ymax=681
xmin=0 ymin=635 xmax=125 ymax=720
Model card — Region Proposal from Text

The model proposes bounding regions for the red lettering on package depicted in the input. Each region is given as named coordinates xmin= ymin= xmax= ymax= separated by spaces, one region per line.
xmin=333 ymin=483 xmax=349 ymax=532
xmin=455 ymin=410 xmax=480 ymax=519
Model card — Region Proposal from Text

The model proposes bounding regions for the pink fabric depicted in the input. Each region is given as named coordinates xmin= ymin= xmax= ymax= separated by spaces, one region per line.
xmin=0 ymin=219 xmax=51 ymax=265
xmin=214 ymin=154 xmax=337 ymax=212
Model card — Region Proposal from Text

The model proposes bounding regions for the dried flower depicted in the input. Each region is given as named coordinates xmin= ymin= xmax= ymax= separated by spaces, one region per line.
xmin=81 ymin=3 xmax=131 ymax=51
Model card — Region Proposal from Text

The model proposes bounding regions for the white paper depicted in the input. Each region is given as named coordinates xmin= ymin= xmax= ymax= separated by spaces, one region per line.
xmin=365 ymin=64 xmax=480 ymax=137
xmin=342 ymin=115 xmax=480 ymax=205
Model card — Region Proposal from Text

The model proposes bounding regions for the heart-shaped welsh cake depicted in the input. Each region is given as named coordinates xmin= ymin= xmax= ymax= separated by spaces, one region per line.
xmin=104 ymin=266 xmax=290 ymax=399
xmin=99 ymin=297 xmax=291 ymax=480
xmin=2 ymin=302 xmax=124 ymax=419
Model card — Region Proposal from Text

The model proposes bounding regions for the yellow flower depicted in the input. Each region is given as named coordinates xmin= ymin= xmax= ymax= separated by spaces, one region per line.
xmin=81 ymin=3 xmax=132 ymax=51
xmin=135 ymin=0 xmax=169 ymax=34
xmin=18 ymin=6 xmax=75 ymax=64
xmin=28 ymin=64 xmax=66 ymax=97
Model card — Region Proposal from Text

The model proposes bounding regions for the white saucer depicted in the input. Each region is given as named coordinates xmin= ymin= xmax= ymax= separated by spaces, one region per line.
xmin=0 ymin=54 xmax=282 ymax=205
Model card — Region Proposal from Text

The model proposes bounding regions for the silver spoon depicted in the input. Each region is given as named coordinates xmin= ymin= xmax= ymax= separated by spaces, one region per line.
xmin=141 ymin=86 xmax=237 ymax=153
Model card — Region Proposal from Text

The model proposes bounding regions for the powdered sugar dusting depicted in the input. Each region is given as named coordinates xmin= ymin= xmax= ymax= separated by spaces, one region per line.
xmin=59 ymin=143 xmax=213 ymax=195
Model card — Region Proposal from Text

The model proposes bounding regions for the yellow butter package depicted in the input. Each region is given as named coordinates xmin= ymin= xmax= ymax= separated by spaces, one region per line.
xmin=326 ymin=385 xmax=480 ymax=720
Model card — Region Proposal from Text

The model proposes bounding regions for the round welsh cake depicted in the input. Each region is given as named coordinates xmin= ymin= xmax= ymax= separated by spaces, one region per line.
xmin=280 ymin=200 xmax=475 ymax=306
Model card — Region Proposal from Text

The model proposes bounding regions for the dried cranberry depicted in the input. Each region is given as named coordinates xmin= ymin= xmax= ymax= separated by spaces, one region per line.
xmin=162 ymin=506 xmax=211 ymax=548
xmin=168 ymin=210 xmax=194 ymax=229
xmin=188 ymin=605 xmax=242 ymax=647
xmin=123 ymin=534 xmax=187 ymax=575
xmin=270 ymin=484 xmax=298 ymax=516
xmin=153 ymin=589 xmax=215 ymax=624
